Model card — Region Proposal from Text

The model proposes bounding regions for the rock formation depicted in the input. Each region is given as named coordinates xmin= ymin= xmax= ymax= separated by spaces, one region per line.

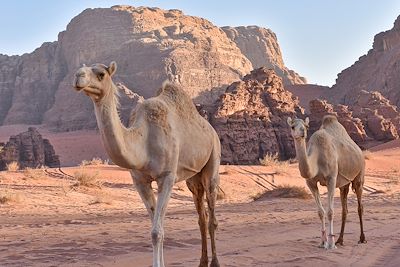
xmin=308 ymin=90 xmax=400 ymax=147
xmin=0 ymin=127 xmax=60 ymax=170
xmin=0 ymin=5 xmax=308 ymax=131
xmin=308 ymin=99 xmax=367 ymax=145
xmin=222 ymin=26 xmax=307 ymax=85
xmin=209 ymin=67 xmax=304 ymax=164
xmin=329 ymin=15 xmax=400 ymax=108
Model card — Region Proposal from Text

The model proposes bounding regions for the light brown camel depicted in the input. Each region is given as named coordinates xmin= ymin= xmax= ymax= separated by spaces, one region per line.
xmin=287 ymin=115 xmax=366 ymax=249
xmin=73 ymin=62 xmax=221 ymax=267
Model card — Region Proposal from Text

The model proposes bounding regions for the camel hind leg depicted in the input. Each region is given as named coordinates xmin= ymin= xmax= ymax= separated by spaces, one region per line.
xmin=336 ymin=183 xmax=350 ymax=246
xmin=186 ymin=174 xmax=208 ymax=267
xmin=353 ymin=171 xmax=367 ymax=244
xmin=201 ymin=148 xmax=220 ymax=267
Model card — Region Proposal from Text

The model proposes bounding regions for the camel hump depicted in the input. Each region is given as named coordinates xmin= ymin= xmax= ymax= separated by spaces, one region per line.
xmin=157 ymin=81 xmax=197 ymax=117
xmin=322 ymin=115 xmax=338 ymax=127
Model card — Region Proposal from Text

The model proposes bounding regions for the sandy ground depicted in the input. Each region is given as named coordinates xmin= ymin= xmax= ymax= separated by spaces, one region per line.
xmin=1 ymin=143 xmax=399 ymax=267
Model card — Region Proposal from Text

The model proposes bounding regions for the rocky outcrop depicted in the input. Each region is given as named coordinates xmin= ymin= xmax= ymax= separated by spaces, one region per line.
xmin=308 ymin=90 xmax=400 ymax=146
xmin=0 ymin=5 xmax=309 ymax=131
xmin=308 ymin=99 xmax=367 ymax=144
xmin=352 ymin=91 xmax=399 ymax=141
xmin=329 ymin=15 xmax=400 ymax=108
xmin=0 ymin=127 xmax=60 ymax=170
xmin=222 ymin=26 xmax=307 ymax=85
xmin=209 ymin=67 xmax=304 ymax=164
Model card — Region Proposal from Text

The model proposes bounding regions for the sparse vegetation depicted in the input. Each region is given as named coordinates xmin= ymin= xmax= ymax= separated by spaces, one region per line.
xmin=23 ymin=167 xmax=46 ymax=179
xmin=0 ymin=190 xmax=21 ymax=204
xmin=252 ymin=184 xmax=311 ymax=201
xmin=80 ymin=157 xmax=108 ymax=166
xmin=89 ymin=194 xmax=113 ymax=205
xmin=73 ymin=168 xmax=102 ymax=188
xmin=363 ymin=150 xmax=373 ymax=160
xmin=6 ymin=161 xmax=19 ymax=172
xmin=259 ymin=153 xmax=290 ymax=174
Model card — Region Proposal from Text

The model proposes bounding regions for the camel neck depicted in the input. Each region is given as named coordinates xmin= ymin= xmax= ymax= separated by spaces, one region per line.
xmin=294 ymin=138 xmax=313 ymax=179
xmin=93 ymin=85 xmax=140 ymax=169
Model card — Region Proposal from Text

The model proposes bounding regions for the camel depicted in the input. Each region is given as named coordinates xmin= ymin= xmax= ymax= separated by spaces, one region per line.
xmin=73 ymin=62 xmax=221 ymax=267
xmin=287 ymin=115 xmax=366 ymax=249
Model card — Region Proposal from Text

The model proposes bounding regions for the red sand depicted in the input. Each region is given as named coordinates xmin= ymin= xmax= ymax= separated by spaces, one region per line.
xmin=0 ymin=146 xmax=399 ymax=266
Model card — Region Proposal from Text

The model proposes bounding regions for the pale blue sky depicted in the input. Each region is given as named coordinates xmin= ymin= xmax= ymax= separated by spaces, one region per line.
xmin=1 ymin=1 xmax=399 ymax=86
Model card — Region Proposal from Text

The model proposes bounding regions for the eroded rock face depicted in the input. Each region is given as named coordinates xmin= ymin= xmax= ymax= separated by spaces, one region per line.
xmin=308 ymin=90 xmax=400 ymax=146
xmin=352 ymin=91 xmax=399 ymax=141
xmin=308 ymin=99 xmax=367 ymax=144
xmin=329 ymin=15 xmax=400 ymax=108
xmin=0 ymin=127 xmax=60 ymax=170
xmin=222 ymin=26 xmax=307 ymax=85
xmin=0 ymin=6 xmax=255 ymax=131
xmin=210 ymin=67 xmax=304 ymax=164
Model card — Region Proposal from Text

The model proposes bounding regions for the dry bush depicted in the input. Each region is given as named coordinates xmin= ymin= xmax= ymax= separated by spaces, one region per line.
xmin=253 ymin=184 xmax=311 ymax=201
xmin=6 ymin=161 xmax=19 ymax=172
xmin=73 ymin=168 xmax=102 ymax=188
xmin=89 ymin=194 xmax=113 ymax=205
xmin=259 ymin=153 xmax=290 ymax=174
xmin=80 ymin=157 xmax=106 ymax=166
xmin=259 ymin=153 xmax=279 ymax=166
xmin=363 ymin=150 xmax=373 ymax=160
xmin=0 ymin=190 xmax=21 ymax=204
xmin=23 ymin=167 xmax=45 ymax=179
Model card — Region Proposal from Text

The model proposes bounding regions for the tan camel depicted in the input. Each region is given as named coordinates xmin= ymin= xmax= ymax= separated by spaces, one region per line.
xmin=287 ymin=115 xmax=366 ymax=249
xmin=73 ymin=62 xmax=221 ymax=267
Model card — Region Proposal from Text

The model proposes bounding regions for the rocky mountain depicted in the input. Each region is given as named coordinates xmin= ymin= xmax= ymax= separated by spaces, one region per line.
xmin=222 ymin=26 xmax=307 ymax=85
xmin=205 ymin=67 xmax=304 ymax=164
xmin=0 ymin=5 xmax=306 ymax=131
xmin=328 ymin=15 xmax=400 ymax=107
xmin=0 ymin=127 xmax=60 ymax=170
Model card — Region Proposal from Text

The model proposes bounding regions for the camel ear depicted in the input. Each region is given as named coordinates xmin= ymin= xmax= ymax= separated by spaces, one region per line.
xmin=304 ymin=117 xmax=310 ymax=127
xmin=107 ymin=61 xmax=117 ymax=76
xmin=287 ymin=117 xmax=293 ymax=126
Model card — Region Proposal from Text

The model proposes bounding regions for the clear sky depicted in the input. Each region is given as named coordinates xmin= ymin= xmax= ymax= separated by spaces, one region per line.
xmin=1 ymin=1 xmax=400 ymax=86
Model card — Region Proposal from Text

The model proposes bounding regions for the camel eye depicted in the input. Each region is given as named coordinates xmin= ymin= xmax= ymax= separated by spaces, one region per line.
xmin=98 ymin=72 xmax=105 ymax=80
xmin=291 ymin=126 xmax=295 ymax=130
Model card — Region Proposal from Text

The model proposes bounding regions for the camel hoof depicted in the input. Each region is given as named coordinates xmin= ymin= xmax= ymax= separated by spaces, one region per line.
xmin=324 ymin=243 xmax=337 ymax=250
xmin=318 ymin=242 xmax=326 ymax=248
xmin=358 ymin=239 xmax=367 ymax=244
xmin=335 ymin=239 xmax=344 ymax=246
xmin=210 ymin=258 xmax=220 ymax=267
xmin=198 ymin=258 xmax=208 ymax=267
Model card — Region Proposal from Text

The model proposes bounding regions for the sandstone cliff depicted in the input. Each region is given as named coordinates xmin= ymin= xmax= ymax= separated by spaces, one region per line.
xmin=222 ymin=26 xmax=307 ymax=85
xmin=329 ymin=15 xmax=400 ymax=107
xmin=209 ymin=67 xmax=304 ymax=164
xmin=0 ymin=127 xmax=60 ymax=170
xmin=0 ymin=6 xmax=256 ymax=131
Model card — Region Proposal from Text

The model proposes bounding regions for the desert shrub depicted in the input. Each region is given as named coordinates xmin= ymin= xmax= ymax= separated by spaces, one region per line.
xmin=6 ymin=161 xmax=19 ymax=172
xmin=363 ymin=150 xmax=373 ymax=160
xmin=259 ymin=153 xmax=279 ymax=166
xmin=80 ymin=157 xmax=107 ymax=166
xmin=73 ymin=168 xmax=102 ymax=188
xmin=253 ymin=184 xmax=311 ymax=201
xmin=0 ymin=190 xmax=21 ymax=204
xmin=23 ymin=167 xmax=45 ymax=179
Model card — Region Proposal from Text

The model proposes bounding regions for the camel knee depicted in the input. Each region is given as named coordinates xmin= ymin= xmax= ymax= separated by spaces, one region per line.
xmin=318 ymin=209 xmax=325 ymax=220
xmin=151 ymin=228 xmax=164 ymax=246
xmin=208 ymin=216 xmax=218 ymax=231
xmin=327 ymin=209 xmax=334 ymax=221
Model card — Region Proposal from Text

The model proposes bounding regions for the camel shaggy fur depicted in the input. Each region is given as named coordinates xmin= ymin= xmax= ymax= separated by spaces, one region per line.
xmin=73 ymin=62 xmax=221 ymax=267
xmin=287 ymin=115 xmax=366 ymax=249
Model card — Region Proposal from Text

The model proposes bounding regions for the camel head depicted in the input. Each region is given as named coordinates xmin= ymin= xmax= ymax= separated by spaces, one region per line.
xmin=287 ymin=117 xmax=309 ymax=140
xmin=73 ymin=62 xmax=117 ymax=102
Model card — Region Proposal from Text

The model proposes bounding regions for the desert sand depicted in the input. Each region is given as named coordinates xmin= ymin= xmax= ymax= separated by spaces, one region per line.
xmin=0 ymin=142 xmax=399 ymax=266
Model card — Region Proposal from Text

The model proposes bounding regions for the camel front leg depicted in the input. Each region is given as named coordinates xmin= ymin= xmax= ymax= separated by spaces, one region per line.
xmin=152 ymin=173 xmax=175 ymax=267
xmin=306 ymin=180 xmax=326 ymax=248
xmin=131 ymin=171 xmax=156 ymax=221
xmin=326 ymin=176 xmax=337 ymax=249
